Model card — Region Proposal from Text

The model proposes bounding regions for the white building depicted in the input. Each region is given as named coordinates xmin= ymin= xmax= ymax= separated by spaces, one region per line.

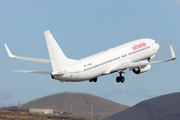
xmin=29 ymin=108 xmax=53 ymax=114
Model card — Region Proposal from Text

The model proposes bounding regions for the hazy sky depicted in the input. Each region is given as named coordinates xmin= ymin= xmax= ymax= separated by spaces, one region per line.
xmin=0 ymin=0 xmax=180 ymax=107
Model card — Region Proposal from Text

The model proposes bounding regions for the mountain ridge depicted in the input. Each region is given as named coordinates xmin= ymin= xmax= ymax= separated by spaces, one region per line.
xmin=104 ymin=92 xmax=180 ymax=120
xmin=23 ymin=92 xmax=129 ymax=119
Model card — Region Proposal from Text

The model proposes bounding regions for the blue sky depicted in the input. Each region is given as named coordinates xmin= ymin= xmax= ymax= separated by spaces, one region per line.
xmin=0 ymin=0 xmax=180 ymax=107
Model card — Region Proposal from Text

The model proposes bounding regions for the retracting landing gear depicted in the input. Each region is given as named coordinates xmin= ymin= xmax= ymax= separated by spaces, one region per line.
xmin=116 ymin=71 xmax=125 ymax=83
xmin=89 ymin=77 xmax=97 ymax=82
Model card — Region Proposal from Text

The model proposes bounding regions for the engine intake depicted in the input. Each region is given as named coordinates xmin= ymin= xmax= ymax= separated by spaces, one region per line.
xmin=51 ymin=74 xmax=55 ymax=79
xmin=133 ymin=64 xmax=151 ymax=74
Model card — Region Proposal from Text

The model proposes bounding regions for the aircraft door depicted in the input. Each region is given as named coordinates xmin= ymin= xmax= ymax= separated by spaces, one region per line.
xmin=147 ymin=42 xmax=155 ymax=53
xmin=152 ymin=42 xmax=155 ymax=52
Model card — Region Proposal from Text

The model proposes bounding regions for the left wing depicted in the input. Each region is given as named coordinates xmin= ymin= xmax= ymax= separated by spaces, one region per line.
xmin=5 ymin=44 xmax=51 ymax=64
xmin=113 ymin=45 xmax=176 ymax=72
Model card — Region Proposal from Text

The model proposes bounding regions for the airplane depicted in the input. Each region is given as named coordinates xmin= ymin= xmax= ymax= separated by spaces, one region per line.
xmin=4 ymin=31 xmax=176 ymax=83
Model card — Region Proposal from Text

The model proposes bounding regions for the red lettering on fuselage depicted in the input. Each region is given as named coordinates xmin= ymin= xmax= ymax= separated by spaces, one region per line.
xmin=132 ymin=42 xmax=147 ymax=50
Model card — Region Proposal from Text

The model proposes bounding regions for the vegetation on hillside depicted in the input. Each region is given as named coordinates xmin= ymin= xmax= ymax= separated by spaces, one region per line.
xmin=0 ymin=109 xmax=98 ymax=120
xmin=23 ymin=92 xmax=128 ymax=119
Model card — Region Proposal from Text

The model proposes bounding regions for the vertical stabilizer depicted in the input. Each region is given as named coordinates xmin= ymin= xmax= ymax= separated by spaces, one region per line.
xmin=44 ymin=31 xmax=77 ymax=71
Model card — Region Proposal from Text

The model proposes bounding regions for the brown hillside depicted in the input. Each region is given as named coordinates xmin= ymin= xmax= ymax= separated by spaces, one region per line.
xmin=0 ymin=109 xmax=97 ymax=120
xmin=23 ymin=92 xmax=128 ymax=119
xmin=104 ymin=92 xmax=180 ymax=120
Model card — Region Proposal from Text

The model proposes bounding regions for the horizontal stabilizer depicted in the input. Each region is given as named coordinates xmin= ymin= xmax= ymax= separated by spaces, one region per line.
xmin=51 ymin=69 xmax=83 ymax=76
xmin=13 ymin=70 xmax=52 ymax=74
xmin=4 ymin=44 xmax=51 ymax=64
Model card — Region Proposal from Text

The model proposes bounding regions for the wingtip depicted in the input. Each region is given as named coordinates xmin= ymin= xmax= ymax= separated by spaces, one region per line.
xmin=4 ymin=44 xmax=14 ymax=57
xmin=170 ymin=45 xmax=176 ymax=60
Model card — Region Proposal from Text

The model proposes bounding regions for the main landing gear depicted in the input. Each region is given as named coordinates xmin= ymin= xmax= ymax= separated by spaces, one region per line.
xmin=89 ymin=77 xmax=97 ymax=82
xmin=116 ymin=71 xmax=125 ymax=83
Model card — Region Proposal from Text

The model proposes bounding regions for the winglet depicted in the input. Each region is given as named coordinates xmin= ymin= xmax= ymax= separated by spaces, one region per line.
xmin=4 ymin=44 xmax=15 ymax=58
xmin=170 ymin=45 xmax=176 ymax=60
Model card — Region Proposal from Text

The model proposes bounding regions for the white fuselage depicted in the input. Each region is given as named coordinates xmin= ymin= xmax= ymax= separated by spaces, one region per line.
xmin=53 ymin=38 xmax=159 ymax=82
xmin=5 ymin=30 xmax=176 ymax=83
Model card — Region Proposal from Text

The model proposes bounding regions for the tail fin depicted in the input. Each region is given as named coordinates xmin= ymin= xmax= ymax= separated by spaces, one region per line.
xmin=44 ymin=31 xmax=77 ymax=71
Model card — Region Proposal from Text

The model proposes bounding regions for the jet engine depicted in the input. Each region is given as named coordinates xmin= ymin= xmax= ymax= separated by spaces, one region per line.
xmin=133 ymin=64 xmax=151 ymax=74
xmin=51 ymin=74 xmax=55 ymax=79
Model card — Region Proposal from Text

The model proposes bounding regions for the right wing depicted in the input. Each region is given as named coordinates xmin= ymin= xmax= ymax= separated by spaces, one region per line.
xmin=4 ymin=44 xmax=51 ymax=64
xmin=110 ymin=45 xmax=176 ymax=73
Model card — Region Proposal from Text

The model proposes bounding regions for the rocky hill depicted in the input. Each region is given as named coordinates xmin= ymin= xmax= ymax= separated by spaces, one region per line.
xmin=23 ymin=92 xmax=128 ymax=119
xmin=104 ymin=92 xmax=180 ymax=120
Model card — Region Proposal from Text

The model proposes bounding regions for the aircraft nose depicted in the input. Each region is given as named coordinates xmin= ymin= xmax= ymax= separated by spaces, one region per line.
xmin=157 ymin=43 xmax=160 ymax=49
xmin=156 ymin=42 xmax=160 ymax=51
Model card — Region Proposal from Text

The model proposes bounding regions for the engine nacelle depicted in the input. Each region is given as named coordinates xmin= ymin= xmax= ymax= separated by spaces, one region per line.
xmin=133 ymin=64 xmax=151 ymax=74
xmin=51 ymin=74 xmax=55 ymax=79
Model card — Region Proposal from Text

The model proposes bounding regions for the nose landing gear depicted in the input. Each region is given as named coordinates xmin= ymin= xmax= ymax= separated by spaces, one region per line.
xmin=116 ymin=71 xmax=125 ymax=83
